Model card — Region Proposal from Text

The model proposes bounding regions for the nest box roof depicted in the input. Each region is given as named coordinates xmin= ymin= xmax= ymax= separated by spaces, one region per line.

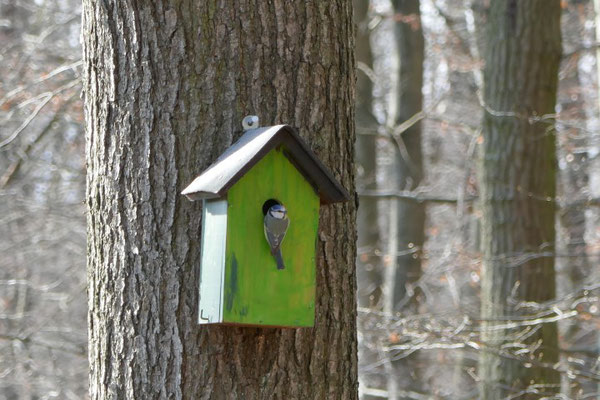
xmin=181 ymin=125 xmax=350 ymax=204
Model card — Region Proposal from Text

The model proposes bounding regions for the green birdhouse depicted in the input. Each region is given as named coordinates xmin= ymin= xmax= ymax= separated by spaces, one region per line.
xmin=182 ymin=117 xmax=349 ymax=328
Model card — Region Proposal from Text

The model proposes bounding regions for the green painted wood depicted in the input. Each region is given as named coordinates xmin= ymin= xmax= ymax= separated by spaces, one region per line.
xmin=198 ymin=199 xmax=228 ymax=324
xmin=223 ymin=147 xmax=320 ymax=327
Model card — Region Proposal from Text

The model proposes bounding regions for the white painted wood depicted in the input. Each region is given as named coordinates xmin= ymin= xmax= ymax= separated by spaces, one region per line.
xmin=198 ymin=199 xmax=228 ymax=324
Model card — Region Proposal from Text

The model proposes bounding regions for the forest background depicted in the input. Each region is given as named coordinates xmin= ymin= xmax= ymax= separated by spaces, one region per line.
xmin=1 ymin=0 xmax=599 ymax=398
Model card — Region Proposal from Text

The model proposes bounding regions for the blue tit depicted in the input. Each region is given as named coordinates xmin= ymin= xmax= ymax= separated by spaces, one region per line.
xmin=264 ymin=204 xmax=290 ymax=270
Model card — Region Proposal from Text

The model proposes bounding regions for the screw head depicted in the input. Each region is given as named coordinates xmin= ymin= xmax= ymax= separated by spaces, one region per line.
xmin=242 ymin=115 xmax=259 ymax=130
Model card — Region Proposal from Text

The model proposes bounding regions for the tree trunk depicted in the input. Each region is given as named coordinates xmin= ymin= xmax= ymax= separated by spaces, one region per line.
xmin=353 ymin=1 xmax=386 ymax=398
xmin=82 ymin=2 xmax=357 ymax=399
xmin=592 ymin=1 xmax=600 ymax=397
xmin=479 ymin=1 xmax=562 ymax=398
xmin=557 ymin=3 xmax=591 ymax=395
xmin=387 ymin=0 xmax=425 ymax=314
xmin=385 ymin=1 xmax=425 ymax=398
xmin=355 ymin=0 xmax=381 ymax=311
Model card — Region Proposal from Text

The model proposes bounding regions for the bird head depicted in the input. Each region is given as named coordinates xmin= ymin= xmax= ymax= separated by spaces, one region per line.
xmin=268 ymin=204 xmax=287 ymax=219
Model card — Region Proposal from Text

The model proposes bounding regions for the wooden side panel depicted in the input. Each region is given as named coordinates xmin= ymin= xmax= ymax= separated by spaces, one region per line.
xmin=198 ymin=199 xmax=228 ymax=324
xmin=223 ymin=148 xmax=319 ymax=327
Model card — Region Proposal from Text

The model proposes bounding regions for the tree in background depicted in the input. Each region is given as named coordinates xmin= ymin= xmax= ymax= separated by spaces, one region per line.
xmin=355 ymin=0 xmax=382 ymax=314
xmin=82 ymin=1 xmax=357 ymax=398
xmin=386 ymin=0 xmax=425 ymax=312
xmin=556 ymin=1 xmax=596 ymax=396
xmin=4 ymin=0 xmax=600 ymax=398
xmin=354 ymin=0 xmax=386 ymax=396
xmin=354 ymin=1 xmax=426 ymax=397
xmin=385 ymin=0 xmax=426 ymax=398
xmin=479 ymin=1 xmax=562 ymax=397
xmin=0 ymin=0 xmax=86 ymax=397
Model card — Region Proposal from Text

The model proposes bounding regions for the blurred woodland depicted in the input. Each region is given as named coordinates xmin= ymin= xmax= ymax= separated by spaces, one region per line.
xmin=356 ymin=0 xmax=600 ymax=398
xmin=0 ymin=0 xmax=85 ymax=398
xmin=0 ymin=0 xmax=599 ymax=398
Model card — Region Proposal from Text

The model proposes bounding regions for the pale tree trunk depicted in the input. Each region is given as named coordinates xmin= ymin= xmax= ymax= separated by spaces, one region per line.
xmin=557 ymin=3 xmax=591 ymax=395
xmin=594 ymin=0 xmax=600 ymax=120
xmin=82 ymin=2 xmax=357 ymax=399
xmin=354 ymin=0 xmax=386 ymax=398
xmin=591 ymin=1 xmax=600 ymax=395
xmin=385 ymin=1 xmax=425 ymax=398
xmin=590 ymin=0 xmax=600 ymax=207
xmin=355 ymin=0 xmax=381 ymax=311
xmin=479 ymin=1 xmax=562 ymax=398
xmin=451 ymin=3 xmax=484 ymax=396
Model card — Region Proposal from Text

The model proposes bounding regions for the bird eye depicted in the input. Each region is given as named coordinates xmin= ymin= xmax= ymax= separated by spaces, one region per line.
xmin=262 ymin=198 xmax=281 ymax=215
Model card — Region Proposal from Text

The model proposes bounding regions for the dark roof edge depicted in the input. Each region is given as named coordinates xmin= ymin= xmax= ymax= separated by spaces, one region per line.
xmin=278 ymin=126 xmax=350 ymax=205
xmin=217 ymin=126 xmax=350 ymax=204
xmin=182 ymin=125 xmax=350 ymax=205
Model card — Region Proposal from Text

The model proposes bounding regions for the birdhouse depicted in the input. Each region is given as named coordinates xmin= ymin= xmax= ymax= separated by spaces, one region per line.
xmin=182 ymin=116 xmax=349 ymax=328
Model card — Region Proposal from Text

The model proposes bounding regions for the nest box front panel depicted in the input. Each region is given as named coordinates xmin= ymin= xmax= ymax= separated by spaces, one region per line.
xmin=223 ymin=147 xmax=319 ymax=327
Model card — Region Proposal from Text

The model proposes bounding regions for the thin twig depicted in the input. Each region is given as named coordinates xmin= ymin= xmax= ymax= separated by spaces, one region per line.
xmin=0 ymin=79 xmax=80 ymax=150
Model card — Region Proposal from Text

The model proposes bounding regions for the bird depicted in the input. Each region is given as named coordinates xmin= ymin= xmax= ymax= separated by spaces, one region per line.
xmin=264 ymin=204 xmax=289 ymax=270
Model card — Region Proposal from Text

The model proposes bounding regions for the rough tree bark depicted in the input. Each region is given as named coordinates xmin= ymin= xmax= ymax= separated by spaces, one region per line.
xmin=82 ymin=1 xmax=357 ymax=399
xmin=479 ymin=1 xmax=562 ymax=398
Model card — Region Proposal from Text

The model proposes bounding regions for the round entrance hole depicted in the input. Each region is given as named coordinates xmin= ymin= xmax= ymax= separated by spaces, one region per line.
xmin=262 ymin=199 xmax=281 ymax=216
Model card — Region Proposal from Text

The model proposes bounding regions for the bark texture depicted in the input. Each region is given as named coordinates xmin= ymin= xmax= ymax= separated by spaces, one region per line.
xmin=479 ymin=1 xmax=562 ymax=398
xmin=82 ymin=1 xmax=357 ymax=399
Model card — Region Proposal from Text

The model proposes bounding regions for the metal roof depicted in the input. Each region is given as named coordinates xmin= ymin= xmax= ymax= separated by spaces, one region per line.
xmin=181 ymin=125 xmax=350 ymax=205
